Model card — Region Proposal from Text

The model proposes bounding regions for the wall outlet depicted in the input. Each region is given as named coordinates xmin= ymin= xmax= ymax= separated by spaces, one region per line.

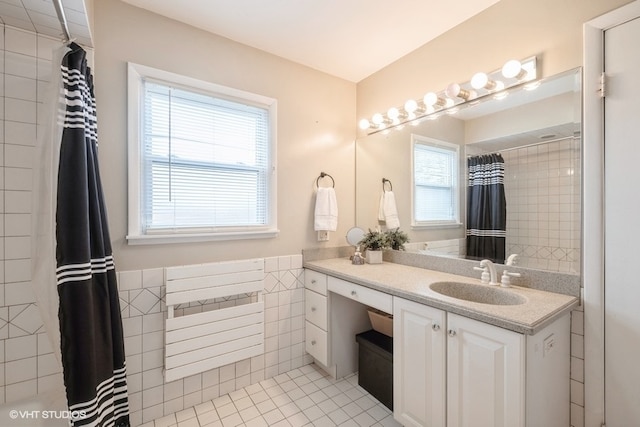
xmin=317 ymin=230 xmax=329 ymax=241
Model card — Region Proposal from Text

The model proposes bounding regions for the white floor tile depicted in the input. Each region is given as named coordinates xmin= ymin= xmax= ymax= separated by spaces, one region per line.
xmin=150 ymin=364 xmax=392 ymax=427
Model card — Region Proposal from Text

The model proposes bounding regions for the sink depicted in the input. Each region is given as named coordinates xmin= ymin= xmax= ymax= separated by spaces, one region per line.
xmin=429 ymin=281 xmax=526 ymax=306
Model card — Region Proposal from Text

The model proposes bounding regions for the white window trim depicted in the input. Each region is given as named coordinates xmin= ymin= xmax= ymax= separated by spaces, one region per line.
xmin=410 ymin=134 xmax=463 ymax=229
xmin=126 ymin=62 xmax=278 ymax=244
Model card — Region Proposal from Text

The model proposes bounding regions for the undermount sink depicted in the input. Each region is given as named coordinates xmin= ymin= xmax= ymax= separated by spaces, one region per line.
xmin=429 ymin=281 xmax=527 ymax=306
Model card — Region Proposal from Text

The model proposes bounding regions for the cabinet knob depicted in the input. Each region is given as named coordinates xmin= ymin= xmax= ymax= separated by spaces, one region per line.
xmin=311 ymin=307 xmax=316 ymax=312
xmin=311 ymin=279 xmax=317 ymax=284
xmin=311 ymin=340 xmax=317 ymax=346
xmin=432 ymin=324 xmax=440 ymax=332
xmin=448 ymin=330 xmax=456 ymax=337
xmin=351 ymin=290 xmax=357 ymax=296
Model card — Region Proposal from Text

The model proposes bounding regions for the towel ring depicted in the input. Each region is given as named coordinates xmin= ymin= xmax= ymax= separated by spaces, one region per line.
xmin=316 ymin=172 xmax=335 ymax=188
xmin=382 ymin=178 xmax=392 ymax=191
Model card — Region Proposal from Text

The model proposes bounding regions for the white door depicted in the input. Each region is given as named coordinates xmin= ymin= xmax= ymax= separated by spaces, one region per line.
xmin=393 ymin=297 xmax=446 ymax=427
xmin=604 ymin=15 xmax=640 ymax=426
xmin=446 ymin=314 xmax=524 ymax=427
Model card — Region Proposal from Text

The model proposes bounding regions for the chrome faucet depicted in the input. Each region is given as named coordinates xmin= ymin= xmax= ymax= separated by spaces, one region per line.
xmin=474 ymin=259 xmax=498 ymax=285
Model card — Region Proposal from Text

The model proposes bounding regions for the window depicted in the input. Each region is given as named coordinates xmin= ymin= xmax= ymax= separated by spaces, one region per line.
xmin=411 ymin=135 xmax=461 ymax=227
xmin=127 ymin=63 xmax=277 ymax=244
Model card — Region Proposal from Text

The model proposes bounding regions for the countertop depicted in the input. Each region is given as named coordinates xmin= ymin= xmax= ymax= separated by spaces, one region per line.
xmin=304 ymin=258 xmax=579 ymax=335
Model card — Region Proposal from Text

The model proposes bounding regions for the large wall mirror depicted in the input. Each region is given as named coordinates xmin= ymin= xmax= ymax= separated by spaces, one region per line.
xmin=355 ymin=67 xmax=582 ymax=275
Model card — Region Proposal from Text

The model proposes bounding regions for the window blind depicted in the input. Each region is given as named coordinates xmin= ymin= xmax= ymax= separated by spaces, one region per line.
xmin=142 ymin=81 xmax=270 ymax=232
xmin=413 ymin=142 xmax=458 ymax=223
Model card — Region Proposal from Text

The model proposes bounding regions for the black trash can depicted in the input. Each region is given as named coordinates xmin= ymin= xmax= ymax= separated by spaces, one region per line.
xmin=355 ymin=329 xmax=393 ymax=410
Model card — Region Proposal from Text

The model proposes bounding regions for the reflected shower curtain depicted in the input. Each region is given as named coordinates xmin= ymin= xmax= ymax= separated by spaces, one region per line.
xmin=466 ymin=154 xmax=506 ymax=263
xmin=56 ymin=43 xmax=130 ymax=427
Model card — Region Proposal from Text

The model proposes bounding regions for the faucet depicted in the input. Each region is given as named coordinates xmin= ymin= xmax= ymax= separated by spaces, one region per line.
xmin=474 ymin=259 xmax=498 ymax=285
xmin=505 ymin=254 xmax=519 ymax=266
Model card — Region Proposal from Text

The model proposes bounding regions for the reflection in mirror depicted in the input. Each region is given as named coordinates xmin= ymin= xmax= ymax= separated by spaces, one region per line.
xmin=345 ymin=227 xmax=366 ymax=247
xmin=355 ymin=68 xmax=581 ymax=274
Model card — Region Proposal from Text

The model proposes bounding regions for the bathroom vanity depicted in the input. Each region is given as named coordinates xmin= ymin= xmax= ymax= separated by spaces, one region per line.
xmin=303 ymin=258 xmax=578 ymax=427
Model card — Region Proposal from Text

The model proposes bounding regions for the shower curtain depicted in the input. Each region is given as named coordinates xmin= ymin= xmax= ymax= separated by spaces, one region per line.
xmin=56 ymin=43 xmax=129 ymax=427
xmin=466 ymin=154 xmax=506 ymax=263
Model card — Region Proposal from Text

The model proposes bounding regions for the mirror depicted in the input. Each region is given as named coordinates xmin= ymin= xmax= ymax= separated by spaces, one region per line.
xmin=346 ymin=227 xmax=366 ymax=247
xmin=355 ymin=68 xmax=581 ymax=274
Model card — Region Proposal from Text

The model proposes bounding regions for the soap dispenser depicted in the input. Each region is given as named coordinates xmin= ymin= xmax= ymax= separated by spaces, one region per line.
xmin=352 ymin=246 xmax=365 ymax=265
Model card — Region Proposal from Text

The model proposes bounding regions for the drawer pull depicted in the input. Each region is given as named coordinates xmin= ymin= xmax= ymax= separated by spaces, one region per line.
xmin=448 ymin=330 xmax=456 ymax=337
xmin=311 ymin=307 xmax=316 ymax=312
xmin=432 ymin=324 xmax=440 ymax=332
xmin=311 ymin=340 xmax=317 ymax=346
xmin=351 ymin=290 xmax=357 ymax=296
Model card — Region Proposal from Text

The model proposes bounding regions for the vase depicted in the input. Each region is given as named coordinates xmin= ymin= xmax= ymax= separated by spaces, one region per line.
xmin=366 ymin=250 xmax=383 ymax=264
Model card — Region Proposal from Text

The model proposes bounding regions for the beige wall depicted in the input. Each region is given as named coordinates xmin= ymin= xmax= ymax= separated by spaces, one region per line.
xmin=93 ymin=0 xmax=356 ymax=271
xmin=356 ymin=0 xmax=632 ymax=129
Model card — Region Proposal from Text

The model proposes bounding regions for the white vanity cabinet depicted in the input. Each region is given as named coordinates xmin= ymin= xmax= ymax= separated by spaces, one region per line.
xmin=446 ymin=313 xmax=524 ymax=427
xmin=304 ymin=270 xmax=375 ymax=378
xmin=393 ymin=297 xmax=570 ymax=427
xmin=304 ymin=270 xmax=330 ymax=366
xmin=393 ymin=297 xmax=446 ymax=427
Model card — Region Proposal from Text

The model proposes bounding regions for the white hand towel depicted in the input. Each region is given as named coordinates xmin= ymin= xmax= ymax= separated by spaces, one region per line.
xmin=314 ymin=187 xmax=338 ymax=231
xmin=379 ymin=190 xmax=400 ymax=229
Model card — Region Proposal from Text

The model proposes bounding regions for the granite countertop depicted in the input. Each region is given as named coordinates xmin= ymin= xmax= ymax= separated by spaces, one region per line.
xmin=304 ymin=258 xmax=579 ymax=335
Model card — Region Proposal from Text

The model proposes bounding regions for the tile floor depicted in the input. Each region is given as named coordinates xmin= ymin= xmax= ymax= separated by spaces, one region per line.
xmin=142 ymin=364 xmax=401 ymax=427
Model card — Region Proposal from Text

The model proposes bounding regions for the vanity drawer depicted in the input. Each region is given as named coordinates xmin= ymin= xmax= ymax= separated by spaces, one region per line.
xmin=305 ymin=289 xmax=328 ymax=330
xmin=305 ymin=270 xmax=327 ymax=295
xmin=328 ymin=276 xmax=393 ymax=314
xmin=305 ymin=321 xmax=329 ymax=366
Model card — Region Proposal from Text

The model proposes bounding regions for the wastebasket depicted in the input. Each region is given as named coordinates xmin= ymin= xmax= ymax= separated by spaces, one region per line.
xmin=355 ymin=329 xmax=393 ymax=410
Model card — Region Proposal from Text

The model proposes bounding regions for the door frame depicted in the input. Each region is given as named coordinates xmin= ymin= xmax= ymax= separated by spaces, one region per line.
xmin=583 ymin=2 xmax=640 ymax=426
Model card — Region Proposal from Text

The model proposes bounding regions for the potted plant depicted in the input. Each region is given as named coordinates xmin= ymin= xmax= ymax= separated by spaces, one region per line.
xmin=385 ymin=228 xmax=409 ymax=251
xmin=358 ymin=229 xmax=390 ymax=264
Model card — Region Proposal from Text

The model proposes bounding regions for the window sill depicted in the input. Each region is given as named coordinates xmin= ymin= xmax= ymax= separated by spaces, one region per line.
xmin=411 ymin=222 xmax=463 ymax=230
xmin=126 ymin=229 xmax=280 ymax=245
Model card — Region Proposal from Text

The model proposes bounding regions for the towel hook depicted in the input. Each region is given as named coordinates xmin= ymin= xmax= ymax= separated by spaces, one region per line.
xmin=316 ymin=172 xmax=335 ymax=188
xmin=382 ymin=178 xmax=392 ymax=191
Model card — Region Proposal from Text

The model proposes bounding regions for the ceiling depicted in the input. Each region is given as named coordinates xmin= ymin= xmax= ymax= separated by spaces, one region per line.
xmin=0 ymin=0 xmax=92 ymax=46
xmin=121 ymin=0 xmax=500 ymax=82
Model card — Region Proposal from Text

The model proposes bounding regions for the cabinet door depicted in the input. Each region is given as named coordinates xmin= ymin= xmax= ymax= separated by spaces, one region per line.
xmin=447 ymin=313 xmax=525 ymax=427
xmin=393 ymin=297 xmax=446 ymax=427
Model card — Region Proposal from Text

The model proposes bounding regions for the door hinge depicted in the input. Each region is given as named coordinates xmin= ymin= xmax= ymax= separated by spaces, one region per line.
xmin=599 ymin=72 xmax=607 ymax=98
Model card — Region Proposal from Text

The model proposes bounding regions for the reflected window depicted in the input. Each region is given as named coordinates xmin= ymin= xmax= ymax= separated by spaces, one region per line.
xmin=412 ymin=135 xmax=460 ymax=227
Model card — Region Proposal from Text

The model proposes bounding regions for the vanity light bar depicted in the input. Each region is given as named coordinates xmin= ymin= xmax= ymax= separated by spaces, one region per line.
xmin=358 ymin=56 xmax=537 ymax=133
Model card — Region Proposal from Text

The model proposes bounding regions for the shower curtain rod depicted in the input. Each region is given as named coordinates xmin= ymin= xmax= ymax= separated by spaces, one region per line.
xmin=467 ymin=135 xmax=579 ymax=157
xmin=52 ymin=0 xmax=72 ymax=43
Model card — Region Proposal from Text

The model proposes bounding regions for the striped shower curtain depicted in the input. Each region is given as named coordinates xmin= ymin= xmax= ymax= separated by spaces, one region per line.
xmin=56 ymin=43 xmax=130 ymax=427
xmin=466 ymin=154 xmax=506 ymax=263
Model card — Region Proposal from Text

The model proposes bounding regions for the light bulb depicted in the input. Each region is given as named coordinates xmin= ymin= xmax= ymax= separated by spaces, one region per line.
xmin=424 ymin=92 xmax=445 ymax=107
xmin=471 ymin=72 xmax=498 ymax=90
xmin=358 ymin=119 xmax=371 ymax=130
xmin=372 ymin=113 xmax=384 ymax=125
xmin=502 ymin=59 xmax=527 ymax=80
xmin=387 ymin=107 xmax=400 ymax=120
xmin=404 ymin=99 xmax=418 ymax=113
xmin=445 ymin=83 xmax=471 ymax=100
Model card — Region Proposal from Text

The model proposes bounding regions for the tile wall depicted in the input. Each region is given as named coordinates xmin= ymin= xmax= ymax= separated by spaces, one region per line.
xmin=571 ymin=298 xmax=585 ymax=427
xmin=0 ymin=25 xmax=66 ymax=405
xmin=502 ymin=138 xmax=581 ymax=274
xmin=118 ymin=255 xmax=311 ymax=426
